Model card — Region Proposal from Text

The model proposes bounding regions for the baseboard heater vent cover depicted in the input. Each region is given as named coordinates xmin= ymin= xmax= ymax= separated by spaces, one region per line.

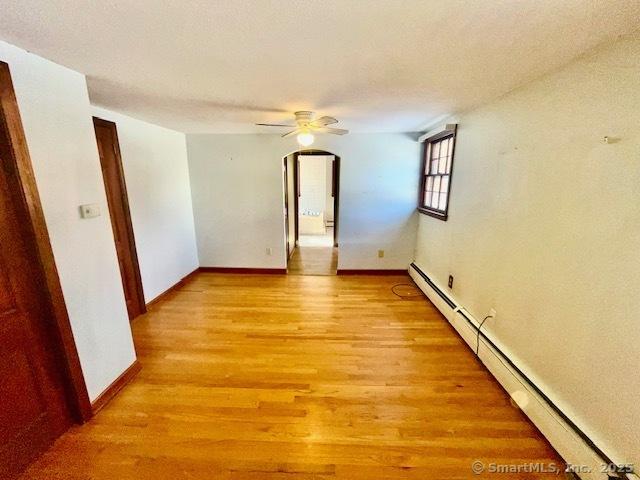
xmin=408 ymin=262 xmax=634 ymax=480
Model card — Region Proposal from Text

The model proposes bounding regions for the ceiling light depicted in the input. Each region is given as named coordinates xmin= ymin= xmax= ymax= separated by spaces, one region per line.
xmin=297 ymin=131 xmax=314 ymax=147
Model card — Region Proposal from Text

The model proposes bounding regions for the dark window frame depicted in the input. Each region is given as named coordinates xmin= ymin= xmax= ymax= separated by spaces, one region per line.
xmin=417 ymin=125 xmax=457 ymax=221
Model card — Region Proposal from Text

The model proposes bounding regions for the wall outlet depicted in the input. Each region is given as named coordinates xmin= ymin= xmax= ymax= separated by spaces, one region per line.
xmin=448 ymin=275 xmax=454 ymax=288
xmin=266 ymin=247 xmax=272 ymax=256
xmin=489 ymin=308 xmax=497 ymax=319
xmin=378 ymin=249 xmax=384 ymax=258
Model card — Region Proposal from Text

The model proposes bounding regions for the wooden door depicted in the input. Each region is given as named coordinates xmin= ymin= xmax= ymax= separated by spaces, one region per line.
xmin=93 ymin=118 xmax=145 ymax=320
xmin=0 ymin=94 xmax=74 ymax=478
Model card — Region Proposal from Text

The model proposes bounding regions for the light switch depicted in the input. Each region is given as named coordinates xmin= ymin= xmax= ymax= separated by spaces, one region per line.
xmin=79 ymin=204 xmax=101 ymax=219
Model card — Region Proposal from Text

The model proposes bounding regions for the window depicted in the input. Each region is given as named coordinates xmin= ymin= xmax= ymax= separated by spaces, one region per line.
xmin=418 ymin=125 xmax=457 ymax=220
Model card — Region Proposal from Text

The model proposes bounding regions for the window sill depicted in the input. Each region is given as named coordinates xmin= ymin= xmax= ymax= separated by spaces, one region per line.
xmin=417 ymin=207 xmax=448 ymax=221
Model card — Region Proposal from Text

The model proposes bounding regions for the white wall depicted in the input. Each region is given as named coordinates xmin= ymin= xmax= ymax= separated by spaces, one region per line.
xmin=91 ymin=107 xmax=198 ymax=302
xmin=299 ymin=155 xmax=329 ymax=214
xmin=414 ymin=34 xmax=640 ymax=466
xmin=0 ymin=41 xmax=135 ymax=401
xmin=187 ymin=133 xmax=420 ymax=270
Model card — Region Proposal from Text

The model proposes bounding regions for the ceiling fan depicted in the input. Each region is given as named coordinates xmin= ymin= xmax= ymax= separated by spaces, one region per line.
xmin=256 ymin=111 xmax=348 ymax=146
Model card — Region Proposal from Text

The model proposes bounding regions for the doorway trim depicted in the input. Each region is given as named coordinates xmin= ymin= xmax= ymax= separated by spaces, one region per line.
xmin=289 ymin=149 xmax=340 ymax=260
xmin=0 ymin=61 xmax=92 ymax=422
xmin=283 ymin=157 xmax=292 ymax=258
xmin=92 ymin=117 xmax=146 ymax=320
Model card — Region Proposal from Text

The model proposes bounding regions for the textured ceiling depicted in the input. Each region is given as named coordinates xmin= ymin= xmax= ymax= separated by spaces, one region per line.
xmin=1 ymin=0 xmax=638 ymax=133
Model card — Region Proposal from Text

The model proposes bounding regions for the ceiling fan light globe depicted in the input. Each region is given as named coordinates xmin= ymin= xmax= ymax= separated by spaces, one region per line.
xmin=297 ymin=132 xmax=314 ymax=147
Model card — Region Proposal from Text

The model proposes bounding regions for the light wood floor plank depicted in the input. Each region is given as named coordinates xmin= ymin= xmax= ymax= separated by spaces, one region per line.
xmin=19 ymin=273 xmax=563 ymax=479
xmin=288 ymin=247 xmax=338 ymax=275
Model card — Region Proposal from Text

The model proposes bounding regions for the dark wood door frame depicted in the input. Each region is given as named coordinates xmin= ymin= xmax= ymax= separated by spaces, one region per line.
xmin=291 ymin=149 xmax=340 ymax=249
xmin=283 ymin=157 xmax=290 ymax=258
xmin=92 ymin=118 xmax=146 ymax=320
xmin=293 ymin=153 xmax=299 ymax=246
xmin=0 ymin=62 xmax=92 ymax=427
xmin=332 ymin=156 xmax=340 ymax=248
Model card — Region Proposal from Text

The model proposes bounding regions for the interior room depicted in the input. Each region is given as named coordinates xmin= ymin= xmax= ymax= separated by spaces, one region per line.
xmin=287 ymin=151 xmax=339 ymax=275
xmin=0 ymin=1 xmax=638 ymax=479
xmin=297 ymin=155 xmax=335 ymax=249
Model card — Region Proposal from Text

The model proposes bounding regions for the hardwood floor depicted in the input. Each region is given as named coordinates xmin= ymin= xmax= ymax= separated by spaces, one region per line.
xmin=288 ymin=247 xmax=338 ymax=276
xmin=19 ymin=273 xmax=563 ymax=479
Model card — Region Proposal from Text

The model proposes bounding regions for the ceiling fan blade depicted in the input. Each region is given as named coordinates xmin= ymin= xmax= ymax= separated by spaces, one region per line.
xmin=313 ymin=127 xmax=349 ymax=135
xmin=256 ymin=123 xmax=295 ymax=127
xmin=281 ymin=128 xmax=301 ymax=138
xmin=309 ymin=116 xmax=338 ymax=127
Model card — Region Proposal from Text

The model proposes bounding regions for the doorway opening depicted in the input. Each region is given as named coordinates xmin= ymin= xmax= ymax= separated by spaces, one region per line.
xmin=283 ymin=150 xmax=339 ymax=275
xmin=92 ymin=118 xmax=146 ymax=320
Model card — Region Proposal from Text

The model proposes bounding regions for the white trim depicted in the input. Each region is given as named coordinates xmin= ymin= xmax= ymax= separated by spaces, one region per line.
xmin=409 ymin=265 xmax=626 ymax=480
xmin=417 ymin=123 xmax=457 ymax=143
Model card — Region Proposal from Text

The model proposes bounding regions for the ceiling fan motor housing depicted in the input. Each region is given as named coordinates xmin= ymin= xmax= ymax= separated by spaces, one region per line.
xmin=294 ymin=111 xmax=314 ymax=125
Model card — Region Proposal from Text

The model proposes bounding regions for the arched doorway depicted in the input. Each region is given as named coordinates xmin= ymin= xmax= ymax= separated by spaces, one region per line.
xmin=283 ymin=149 xmax=340 ymax=275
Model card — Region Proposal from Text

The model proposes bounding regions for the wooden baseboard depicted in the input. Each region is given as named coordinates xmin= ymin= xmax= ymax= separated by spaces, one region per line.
xmin=337 ymin=269 xmax=409 ymax=276
xmin=91 ymin=360 xmax=141 ymax=415
xmin=199 ymin=267 xmax=287 ymax=274
xmin=145 ymin=267 xmax=199 ymax=308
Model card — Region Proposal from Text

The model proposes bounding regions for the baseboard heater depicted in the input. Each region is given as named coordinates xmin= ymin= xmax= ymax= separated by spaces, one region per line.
xmin=409 ymin=262 xmax=635 ymax=480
